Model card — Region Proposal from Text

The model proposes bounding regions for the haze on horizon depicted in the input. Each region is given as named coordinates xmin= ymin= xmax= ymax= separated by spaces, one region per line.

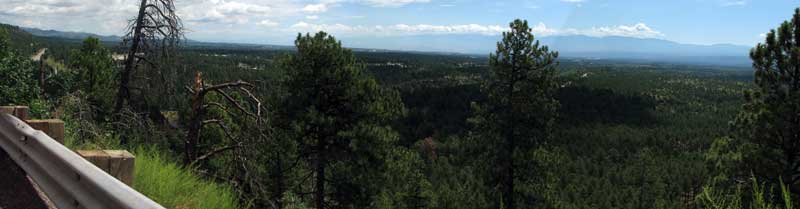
xmin=0 ymin=0 xmax=793 ymax=52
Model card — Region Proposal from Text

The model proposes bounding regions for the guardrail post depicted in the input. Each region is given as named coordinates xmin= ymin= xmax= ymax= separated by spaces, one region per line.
xmin=76 ymin=150 xmax=136 ymax=186
xmin=0 ymin=106 xmax=29 ymax=120
xmin=25 ymin=119 xmax=65 ymax=144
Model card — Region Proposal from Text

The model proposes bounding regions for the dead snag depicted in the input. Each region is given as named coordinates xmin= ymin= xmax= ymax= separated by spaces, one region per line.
xmin=184 ymin=72 xmax=261 ymax=165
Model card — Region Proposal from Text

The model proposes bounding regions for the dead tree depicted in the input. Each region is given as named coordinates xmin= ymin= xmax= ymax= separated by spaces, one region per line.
xmin=184 ymin=72 xmax=262 ymax=165
xmin=115 ymin=0 xmax=183 ymax=114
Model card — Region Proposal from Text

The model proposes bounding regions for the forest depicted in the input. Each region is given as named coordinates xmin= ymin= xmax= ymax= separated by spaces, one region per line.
xmin=2 ymin=2 xmax=800 ymax=209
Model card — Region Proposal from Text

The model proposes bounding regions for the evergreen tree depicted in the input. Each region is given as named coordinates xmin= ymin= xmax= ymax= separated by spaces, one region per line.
xmin=469 ymin=19 xmax=559 ymax=209
xmin=729 ymin=8 xmax=800 ymax=193
xmin=69 ymin=37 xmax=115 ymax=118
xmin=280 ymin=31 xmax=405 ymax=209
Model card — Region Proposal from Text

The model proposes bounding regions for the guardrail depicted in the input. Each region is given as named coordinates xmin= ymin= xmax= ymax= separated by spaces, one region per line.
xmin=0 ymin=113 xmax=165 ymax=209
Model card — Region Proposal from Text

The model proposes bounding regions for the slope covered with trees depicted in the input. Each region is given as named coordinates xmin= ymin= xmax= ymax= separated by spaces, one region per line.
xmin=6 ymin=4 xmax=800 ymax=209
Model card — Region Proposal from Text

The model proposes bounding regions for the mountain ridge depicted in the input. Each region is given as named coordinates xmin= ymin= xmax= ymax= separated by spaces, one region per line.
xmin=6 ymin=23 xmax=753 ymax=67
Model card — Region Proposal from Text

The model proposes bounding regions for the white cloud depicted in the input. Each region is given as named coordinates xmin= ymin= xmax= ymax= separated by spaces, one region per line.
xmin=290 ymin=22 xmax=507 ymax=36
xmin=759 ymin=33 xmax=766 ymax=38
xmin=302 ymin=3 xmax=329 ymax=13
xmin=178 ymin=0 xmax=302 ymax=26
xmin=306 ymin=15 xmax=320 ymax=20
xmin=577 ymin=23 xmax=664 ymax=38
xmin=361 ymin=0 xmax=431 ymax=7
xmin=721 ymin=0 xmax=746 ymax=6
xmin=257 ymin=20 xmax=279 ymax=27
xmin=288 ymin=21 xmax=661 ymax=38
xmin=0 ymin=0 xmax=139 ymax=35
xmin=291 ymin=21 xmax=361 ymax=33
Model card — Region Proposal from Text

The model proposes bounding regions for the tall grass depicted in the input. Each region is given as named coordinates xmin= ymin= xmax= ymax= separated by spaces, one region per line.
xmin=63 ymin=140 xmax=242 ymax=209
xmin=132 ymin=147 xmax=240 ymax=209
xmin=700 ymin=177 xmax=793 ymax=209
xmin=59 ymin=98 xmax=241 ymax=209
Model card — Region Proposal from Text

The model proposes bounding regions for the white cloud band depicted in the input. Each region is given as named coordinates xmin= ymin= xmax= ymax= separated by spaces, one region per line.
xmin=290 ymin=22 xmax=663 ymax=38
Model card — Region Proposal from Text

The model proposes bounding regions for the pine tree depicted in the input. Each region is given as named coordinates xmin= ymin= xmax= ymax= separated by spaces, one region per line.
xmin=69 ymin=37 xmax=115 ymax=117
xmin=469 ymin=19 xmax=559 ymax=209
xmin=281 ymin=31 xmax=405 ymax=209
xmin=731 ymin=8 xmax=800 ymax=193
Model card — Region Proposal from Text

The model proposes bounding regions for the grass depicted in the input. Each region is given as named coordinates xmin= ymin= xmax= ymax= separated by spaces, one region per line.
xmin=131 ymin=147 xmax=240 ymax=209
xmin=61 ymin=118 xmax=241 ymax=209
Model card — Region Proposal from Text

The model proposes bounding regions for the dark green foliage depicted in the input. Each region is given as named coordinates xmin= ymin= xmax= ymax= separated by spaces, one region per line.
xmin=469 ymin=19 xmax=559 ymax=209
xmin=711 ymin=8 xmax=800 ymax=196
xmin=397 ymin=84 xmax=484 ymax=144
xmin=280 ymin=31 xmax=405 ymax=208
xmin=556 ymin=86 xmax=656 ymax=125
xmin=0 ymin=28 xmax=40 ymax=106
xmin=68 ymin=37 xmax=116 ymax=118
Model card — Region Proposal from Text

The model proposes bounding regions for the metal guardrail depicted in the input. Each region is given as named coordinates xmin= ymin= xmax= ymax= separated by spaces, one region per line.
xmin=0 ymin=113 xmax=165 ymax=209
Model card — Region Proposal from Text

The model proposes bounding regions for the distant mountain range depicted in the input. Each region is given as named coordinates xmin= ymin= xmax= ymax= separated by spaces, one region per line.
xmin=342 ymin=34 xmax=753 ymax=67
xmin=20 ymin=27 xmax=123 ymax=42
xmin=8 ymin=24 xmax=754 ymax=68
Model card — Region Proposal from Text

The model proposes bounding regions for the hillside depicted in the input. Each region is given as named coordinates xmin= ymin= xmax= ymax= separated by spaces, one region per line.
xmin=21 ymin=27 xmax=122 ymax=43
xmin=0 ymin=23 xmax=39 ymax=54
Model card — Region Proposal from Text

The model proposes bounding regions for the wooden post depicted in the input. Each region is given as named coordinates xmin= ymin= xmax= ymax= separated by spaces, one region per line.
xmin=0 ymin=106 xmax=30 ymax=120
xmin=76 ymin=150 xmax=136 ymax=186
xmin=26 ymin=119 xmax=65 ymax=144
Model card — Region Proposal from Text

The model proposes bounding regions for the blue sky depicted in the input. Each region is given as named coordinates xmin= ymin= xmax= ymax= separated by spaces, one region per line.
xmin=0 ymin=0 xmax=797 ymax=48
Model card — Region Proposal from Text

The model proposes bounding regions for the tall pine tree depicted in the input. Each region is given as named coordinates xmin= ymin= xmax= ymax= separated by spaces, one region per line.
xmin=281 ymin=31 xmax=405 ymax=209
xmin=728 ymin=8 xmax=800 ymax=193
xmin=469 ymin=19 xmax=559 ymax=209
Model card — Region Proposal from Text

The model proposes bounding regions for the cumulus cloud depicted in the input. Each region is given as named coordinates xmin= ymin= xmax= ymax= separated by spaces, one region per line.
xmin=302 ymin=3 xmax=329 ymax=13
xmin=288 ymin=21 xmax=659 ymax=38
xmin=302 ymin=0 xmax=429 ymax=14
xmin=179 ymin=0 xmax=302 ymax=25
xmin=257 ymin=20 xmax=279 ymax=27
xmin=0 ymin=0 xmax=139 ymax=35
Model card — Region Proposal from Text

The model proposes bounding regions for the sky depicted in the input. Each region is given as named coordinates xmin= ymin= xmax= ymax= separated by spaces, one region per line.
xmin=0 ymin=0 xmax=797 ymax=49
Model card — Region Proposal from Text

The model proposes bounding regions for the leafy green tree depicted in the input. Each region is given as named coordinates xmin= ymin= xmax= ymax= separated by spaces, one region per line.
xmin=280 ymin=31 xmax=405 ymax=209
xmin=0 ymin=28 xmax=39 ymax=105
xmin=724 ymin=8 xmax=800 ymax=193
xmin=468 ymin=19 xmax=559 ymax=209
xmin=68 ymin=37 xmax=116 ymax=118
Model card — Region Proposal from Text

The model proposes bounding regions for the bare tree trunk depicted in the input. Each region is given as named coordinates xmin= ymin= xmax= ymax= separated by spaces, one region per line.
xmin=115 ymin=0 xmax=148 ymax=114
xmin=185 ymin=83 xmax=204 ymax=164
xmin=503 ymin=59 xmax=518 ymax=209
xmin=273 ymin=153 xmax=286 ymax=209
